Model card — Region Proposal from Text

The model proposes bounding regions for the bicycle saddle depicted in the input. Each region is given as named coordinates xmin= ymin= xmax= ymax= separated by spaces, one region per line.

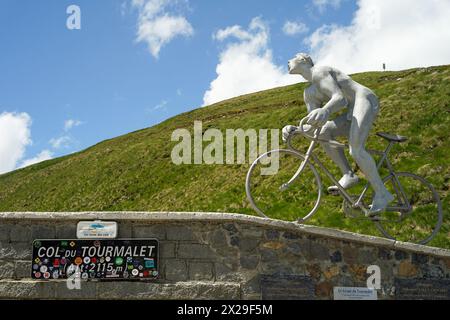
xmin=376 ymin=132 xmax=408 ymax=143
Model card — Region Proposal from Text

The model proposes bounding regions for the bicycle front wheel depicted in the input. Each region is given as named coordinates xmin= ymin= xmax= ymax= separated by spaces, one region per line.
xmin=246 ymin=149 xmax=322 ymax=222
xmin=375 ymin=172 xmax=443 ymax=245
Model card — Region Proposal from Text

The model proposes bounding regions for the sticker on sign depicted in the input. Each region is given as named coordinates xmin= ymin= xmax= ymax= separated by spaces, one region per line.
xmin=77 ymin=221 xmax=118 ymax=239
xmin=333 ymin=287 xmax=378 ymax=300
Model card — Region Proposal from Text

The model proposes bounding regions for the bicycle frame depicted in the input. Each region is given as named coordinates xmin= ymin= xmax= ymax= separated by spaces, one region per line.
xmin=285 ymin=126 xmax=412 ymax=218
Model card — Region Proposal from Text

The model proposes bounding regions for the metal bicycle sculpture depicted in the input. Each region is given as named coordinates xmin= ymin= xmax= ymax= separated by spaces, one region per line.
xmin=246 ymin=116 xmax=443 ymax=245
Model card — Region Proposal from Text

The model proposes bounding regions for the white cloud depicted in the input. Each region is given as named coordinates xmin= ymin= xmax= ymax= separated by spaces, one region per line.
xmin=203 ymin=17 xmax=298 ymax=106
xmin=283 ymin=21 xmax=309 ymax=36
xmin=49 ymin=136 xmax=72 ymax=149
xmin=133 ymin=0 xmax=194 ymax=58
xmin=20 ymin=150 xmax=53 ymax=169
xmin=313 ymin=0 xmax=342 ymax=12
xmin=307 ymin=0 xmax=450 ymax=73
xmin=0 ymin=112 xmax=32 ymax=174
xmin=64 ymin=119 xmax=82 ymax=131
xmin=153 ymin=100 xmax=168 ymax=110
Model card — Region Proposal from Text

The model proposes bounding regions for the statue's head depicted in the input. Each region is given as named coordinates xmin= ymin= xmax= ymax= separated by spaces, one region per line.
xmin=288 ymin=53 xmax=314 ymax=74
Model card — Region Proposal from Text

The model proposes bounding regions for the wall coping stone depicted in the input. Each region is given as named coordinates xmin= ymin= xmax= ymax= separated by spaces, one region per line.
xmin=0 ymin=279 xmax=242 ymax=300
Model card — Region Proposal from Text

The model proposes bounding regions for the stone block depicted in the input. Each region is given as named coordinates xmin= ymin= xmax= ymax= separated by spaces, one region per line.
xmin=177 ymin=244 xmax=215 ymax=260
xmin=358 ymin=249 xmax=378 ymax=264
xmin=315 ymin=281 xmax=333 ymax=298
xmin=222 ymin=223 xmax=238 ymax=234
xmin=0 ymin=261 xmax=15 ymax=279
xmin=398 ymin=261 xmax=419 ymax=278
xmin=260 ymin=247 xmax=278 ymax=266
xmin=14 ymin=261 xmax=31 ymax=279
xmin=323 ymin=265 xmax=340 ymax=280
xmin=55 ymin=280 xmax=97 ymax=299
xmin=348 ymin=264 xmax=367 ymax=281
xmin=9 ymin=225 xmax=31 ymax=242
xmin=241 ymin=274 xmax=261 ymax=295
xmin=282 ymin=231 xmax=301 ymax=240
xmin=0 ymin=224 xmax=10 ymax=241
xmin=239 ymin=226 xmax=263 ymax=238
xmin=310 ymin=242 xmax=329 ymax=260
xmin=166 ymin=225 xmax=195 ymax=241
xmin=261 ymin=241 xmax=285 ymax=250
xmin=240 ymin=255 xmax=260 ymax=270
xmin=160 ymin=241 xmax=176 ymax=259
xmin=394 ymin=250 xmax=409 ymax=261
xmin=118 ymin=223 xmax=133 ymax=238
xmin=189 ymin=262 xmax=214 ymax=281
xmin=238 ymin=238 xmax=260 ymax=252
xmin=284 ymin=242 xmax=304 ymax=257
xmin=207 ymin=229 xmax=229 ymax=248
xmin=55 ymin=224 xmax=77 ymax=239
xmin=330 ymin=250 xmax=342 ymax=263
xmin=264 ymin=230 xmax=280 ymax=241
xmin=412 ymin=253 xmax=429 ymax=265
xmin=165 ymin=259 xmax=188 ymax=281
xmin=215 ymin=261 xmax=241 ymax=282
xmin=342 ymin=246 xmax=357 ymax=264
xmin=0 ymin=280 xmax=56 ymax=299
xmin=31 ymin=225 xmax=55 ymax=239
xmin=133 ymin=224 xmax=166 ymax=239
xmin=229 ymin=235 xmax=240 ymax=247
xmin=306 ymin=263 xmax=322 ymax=281
xmin=0 ymin=241 xmax=32 ymax=260
xmin=378 ymin=248 xmax=392 ymax=260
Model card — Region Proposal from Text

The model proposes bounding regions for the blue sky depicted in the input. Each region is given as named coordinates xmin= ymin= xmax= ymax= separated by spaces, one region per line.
xmin=0 ymin=0 xmax=449 ymax=173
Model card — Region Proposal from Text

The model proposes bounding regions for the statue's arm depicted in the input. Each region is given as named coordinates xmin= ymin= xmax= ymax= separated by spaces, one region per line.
xmin=304 ymin=88 xmax=321 ymax=114
xmin=315 ymin=71 xmax=348 ymax=115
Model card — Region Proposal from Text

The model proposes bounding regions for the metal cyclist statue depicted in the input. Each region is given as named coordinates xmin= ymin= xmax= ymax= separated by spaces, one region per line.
xmin=282 ymin=53 xmax=394 ymax=217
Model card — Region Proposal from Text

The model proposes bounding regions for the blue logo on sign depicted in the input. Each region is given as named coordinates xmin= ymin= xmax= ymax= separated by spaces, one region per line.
xmin=145 ymin=260 xmax=155 ymax=268
xmin=90 ymin=224 xmax=105 ymax=229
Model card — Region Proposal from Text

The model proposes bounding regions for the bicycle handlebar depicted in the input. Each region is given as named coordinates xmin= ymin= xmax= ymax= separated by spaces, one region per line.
xmin=287 ymin=116 xmax=347 ymax=149
xmin=299 ymin=116 xmax=316 ymax=134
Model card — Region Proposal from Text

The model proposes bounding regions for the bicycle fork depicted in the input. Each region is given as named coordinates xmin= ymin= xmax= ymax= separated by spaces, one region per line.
xmin=280 ymin=131 xmax=320 ymax=191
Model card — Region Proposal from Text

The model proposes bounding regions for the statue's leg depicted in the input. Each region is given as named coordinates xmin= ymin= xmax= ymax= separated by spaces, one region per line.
xmin=320 ymin=114 xmax=351 ymax=174
xmin=320 ymin=115 xmax=359 ymax=190
xmin=349 ymin=93 xmax=393 ymax=215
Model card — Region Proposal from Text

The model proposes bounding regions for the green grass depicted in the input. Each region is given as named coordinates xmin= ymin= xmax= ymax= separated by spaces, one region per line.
xmin=0 ymin=66 xmax=449 ymax=248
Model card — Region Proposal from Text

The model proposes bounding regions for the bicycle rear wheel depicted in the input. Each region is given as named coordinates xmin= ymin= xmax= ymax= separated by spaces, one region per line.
xmin=246 ymin=149 xmax=322 ymax=222
xmin=374 ymin=172 xmax=443 ymax=245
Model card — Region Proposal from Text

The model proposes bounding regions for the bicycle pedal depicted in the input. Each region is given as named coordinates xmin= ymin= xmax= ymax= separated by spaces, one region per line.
xmin=328 ymin=188 xmax=341 ymax=196
xmin=369 ymin=216 xmax=381 ymax=222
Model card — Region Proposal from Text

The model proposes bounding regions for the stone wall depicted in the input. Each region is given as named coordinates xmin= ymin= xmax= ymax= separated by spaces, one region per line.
xmin=0 ymin=212 xmax=449 ymax=300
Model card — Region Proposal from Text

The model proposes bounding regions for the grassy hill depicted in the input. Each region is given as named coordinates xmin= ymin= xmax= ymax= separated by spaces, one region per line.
xmin=1 ymin=66 xmax=449 ymax=248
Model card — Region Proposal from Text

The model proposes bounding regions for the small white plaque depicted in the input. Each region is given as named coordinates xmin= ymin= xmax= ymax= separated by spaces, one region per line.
xmin=333 ymin=287 xmax=378 ymax=300
xmin=76 ymin=221 xmax=118 ymax=239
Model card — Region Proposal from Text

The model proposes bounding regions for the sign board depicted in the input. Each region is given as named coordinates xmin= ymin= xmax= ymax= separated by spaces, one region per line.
xmin=77 ymin=221 xmax=118 ymax=239
xmin=394 ymin=279 xmax=450 ymax=300
xmin=261 ymin=275 xmax=315 ymax=300
xmin=31 ymin=239 xmax=159 ymax=280
xmin=333 ymin=287 xmax=378 ymax=300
